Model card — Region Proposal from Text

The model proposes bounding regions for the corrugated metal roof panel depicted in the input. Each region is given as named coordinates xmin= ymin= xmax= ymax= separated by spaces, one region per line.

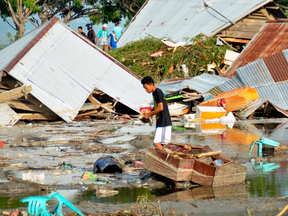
xmin=0 ymin=103 xmax=21 ymax=126
xmin=157 ymin=73 xmax=228 ymax=95
xmin=224 ymin=21 xmax=288 ymax=78
xmin=236 ymin=59 xmax=275 ymax=87
xmin=216 ymin=74 xmax=243 ymax=93
xmin=0 ymin=18 xmax=151 ymax=122
xmin=118 ymin=0 xmax=271 ymax=47
xmin=256 ymin=84 xmax=288 ymax=109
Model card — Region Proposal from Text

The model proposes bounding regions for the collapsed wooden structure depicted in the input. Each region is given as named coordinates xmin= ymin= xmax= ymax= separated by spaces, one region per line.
xmin=145 ymin=143 xmax=247 ymax=186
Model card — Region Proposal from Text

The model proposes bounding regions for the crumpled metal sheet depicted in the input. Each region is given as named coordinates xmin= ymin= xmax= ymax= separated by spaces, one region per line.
xmin=0 ymin=103 xmax=21 ymax=126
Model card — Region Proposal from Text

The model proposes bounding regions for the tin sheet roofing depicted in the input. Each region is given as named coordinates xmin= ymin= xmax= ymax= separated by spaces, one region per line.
xmin=224 ymin=20 xmax=288 ymax=78
xmin=157 ymin=73 xmax=228 ymax=95
xmin=117 ymin=0 xmax=271 ymax=47
xmin=0 ymin=17 xmax=151 ymax=122
xmin=215 ymin=49 xmax=288 ymax=110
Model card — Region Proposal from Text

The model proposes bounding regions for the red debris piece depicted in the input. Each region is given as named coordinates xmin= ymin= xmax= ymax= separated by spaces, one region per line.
xmin=150 ymin=51 xmax=164 ymax=57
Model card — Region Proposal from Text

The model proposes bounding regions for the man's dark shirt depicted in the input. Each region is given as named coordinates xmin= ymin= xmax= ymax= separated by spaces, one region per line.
xmin=87 ymin=29 xmax=96 ymax=44
xmin=80 ymin=32 xmax=87 ymax=37
xmin=152 ymin=88 xmax=172 ymax=127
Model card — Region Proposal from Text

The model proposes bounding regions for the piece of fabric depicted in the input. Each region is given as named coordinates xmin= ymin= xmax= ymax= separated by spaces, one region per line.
xmin=153 ymin=126 xmax=172 ymax=145
xmin=97 ymin=29 xmax=109 ymax=45
xmin=110 ymin=33 xmax=117 ymax=49
xmin=152 ymin=88 xmax=172 ymax=127
xmin=112 ymin=26 xmax=123 ymax=40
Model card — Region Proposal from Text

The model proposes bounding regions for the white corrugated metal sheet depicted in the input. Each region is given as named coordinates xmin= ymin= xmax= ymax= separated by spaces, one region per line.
xmin=0 ymin=18 xmax=152 ymax=122
xmin=118 ymin=0 xmax=270 ymax=47
xmin=0 ymin=103 xmax=21 ymax=126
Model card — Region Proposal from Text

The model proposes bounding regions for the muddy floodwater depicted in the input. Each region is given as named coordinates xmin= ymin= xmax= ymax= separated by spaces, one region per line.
xmin=1 ymin=119 xmax=288 ymax=215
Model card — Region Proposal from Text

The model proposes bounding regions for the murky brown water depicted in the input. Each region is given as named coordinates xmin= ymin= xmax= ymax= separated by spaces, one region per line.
xmin=1 ymin=121 xmax=288 ymax=209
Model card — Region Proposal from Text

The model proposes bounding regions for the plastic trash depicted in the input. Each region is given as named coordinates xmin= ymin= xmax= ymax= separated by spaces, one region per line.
xmin=93 ymin=156 xmax=123 ymax=174
xmin=213 ymin=159 xmax=224 ymax=166
xmin=22 ymin=172 xmax=45 ymax=184
xmin=21 ymin=192 xmax=85 ymax=216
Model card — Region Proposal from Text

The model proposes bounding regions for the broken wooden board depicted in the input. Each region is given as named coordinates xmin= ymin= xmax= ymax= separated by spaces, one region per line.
xmin=0 ymin=85 xmax=32 ymax=103
xmin=19 ymin=113 xmax=58 ymax=121
xmin=6 ymin=100 xmax=53 ymax=113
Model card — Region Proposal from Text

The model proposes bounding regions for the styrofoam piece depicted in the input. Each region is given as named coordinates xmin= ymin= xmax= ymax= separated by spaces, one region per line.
xmin=195 ymin=106 xmax=226 ymax=119
xmin=183 ymin=113 xmax=196 ymax=121
xmin=0 ymin=103 xmax=21 ymax=126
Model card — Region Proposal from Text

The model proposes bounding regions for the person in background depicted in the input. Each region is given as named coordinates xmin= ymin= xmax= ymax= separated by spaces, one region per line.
xmin=141 ymin=76 xmax=172 ymax=152
xmin=78 ymin=26 xmax=86 ymax=37
xmin=112 ymin=22 xmax=124 ymax=40
xmin=86 ymin=24 xmax=96 ymax=44
xmin=110 ymin=32 xmax=117 ymax=50
xmin=96 ymin=24 xmax=110 ymax=52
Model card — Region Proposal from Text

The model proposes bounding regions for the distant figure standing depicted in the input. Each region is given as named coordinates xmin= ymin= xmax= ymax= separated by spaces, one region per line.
xmin=112 ymin=22 xmax=124 ymax=40
xmin=86 ymin=24 xmax=96 ymax=44
xmin=96 ymin=24 xmax=110 ymax=52
xmin=110 ymin=32 xmax=117 ymax=50
xmin=78 ymin=26 xmax=86 ymax=37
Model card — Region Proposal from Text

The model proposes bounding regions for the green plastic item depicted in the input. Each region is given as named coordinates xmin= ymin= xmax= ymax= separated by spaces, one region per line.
xmin=165 ymin=95 xmax=184 ymax=101
xmin=172 ymin=126 xmax=186 ymax=131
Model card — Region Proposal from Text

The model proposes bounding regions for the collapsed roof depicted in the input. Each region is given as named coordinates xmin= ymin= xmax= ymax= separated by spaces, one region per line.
xmin=117 ymin=0 xmax=285 ymax=47
xmin=0 ymin=17 xmax=152 ymax=122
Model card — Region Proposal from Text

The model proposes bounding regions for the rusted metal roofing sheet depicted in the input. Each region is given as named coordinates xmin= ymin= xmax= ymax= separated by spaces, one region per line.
xmin=118 ymin=0 xmax=272 ymax=47
xmin=0 ymin=17 xmax=151 ymax=122
xmin=224 ymin=20 xmax=288 ymax=78
xmin=214 ymin=50 xmax=288 ymax=110
xmin=157 ymin=73 xmax=228 ymax=95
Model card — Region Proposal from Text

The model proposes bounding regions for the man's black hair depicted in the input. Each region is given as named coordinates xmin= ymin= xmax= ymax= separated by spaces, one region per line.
xmin=141 ymin=76 xmax=154 ymax=85
xmin=78 ymin=26 xmax=83 ymax=29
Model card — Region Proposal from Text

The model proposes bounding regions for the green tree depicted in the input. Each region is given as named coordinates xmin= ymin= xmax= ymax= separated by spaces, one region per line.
xmin=275 ymin=0 xmax=288 ymax=17
xmin=0 ymin=0 xmax=39 ymax=39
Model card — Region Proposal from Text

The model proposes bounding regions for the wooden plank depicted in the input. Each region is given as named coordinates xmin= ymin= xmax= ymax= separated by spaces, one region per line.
xmin=19 ymin=113 xmax=58 ymax=121
xmin=80 ymin=103 xmax=101 ymax=111
xmin=0 ymin=85 xmax=32 ymax=103
xmin=6 ymin=100 xmax=53 ymax=113
xmin=260 ymin=8 xmax=276 ymax=20
xmin=88 ymin=93 xmax=101 ymax=105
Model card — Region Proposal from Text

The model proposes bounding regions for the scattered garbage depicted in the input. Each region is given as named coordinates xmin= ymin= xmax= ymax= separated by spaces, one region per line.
xmin=22 ymin=171 xmax=45 ymax=184
xmin=93 ymin=156 xmax=123 ymax=174
xmin=21 ymin=192 xmax=85 ymax=216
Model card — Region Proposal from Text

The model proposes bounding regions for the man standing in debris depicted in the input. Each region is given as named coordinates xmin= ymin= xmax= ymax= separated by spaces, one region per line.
xmin=78 ymin=26 xmax=86 ymax=37
xmin=112 ymin=22 xmax=124 ymax=40
xmin=86 ymin=24 xmax=96 ymax=44
xmin=96 ymin=24 xmax=110 ymax=52
xmin=141 ymin=76 xmax=172 ymax=152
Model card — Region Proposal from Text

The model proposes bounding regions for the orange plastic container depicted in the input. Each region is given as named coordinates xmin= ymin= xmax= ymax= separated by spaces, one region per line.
xmin=195 ymin=106 xmax=227 ymax=119
xmin=199 ymin=86 xmax=259 ymax=112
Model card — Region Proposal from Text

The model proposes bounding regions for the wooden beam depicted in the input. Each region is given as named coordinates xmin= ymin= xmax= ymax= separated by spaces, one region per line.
xmin=88 ymin=93 xmax=101 ymax=105
xmin=260 ymin=8 xmax=276 ymax=20
xmin=19 ymin=113 xmax=58 ymax=121
xmin=80 ymin=103 xmax=101 ymax=111
xmin=265 ymin=6 xmax=279 ymax=10
xmin=218 ymin=37 xmax=251 ymax=44
xmin=0 ymin=85 xmax=32 ymax=103
xmin=6 ymin=100 xmax=53 ymax=113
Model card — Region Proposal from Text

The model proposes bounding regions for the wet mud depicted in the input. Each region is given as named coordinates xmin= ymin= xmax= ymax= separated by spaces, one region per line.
xmin=1 ymin=119 xmax=288 ymax=215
